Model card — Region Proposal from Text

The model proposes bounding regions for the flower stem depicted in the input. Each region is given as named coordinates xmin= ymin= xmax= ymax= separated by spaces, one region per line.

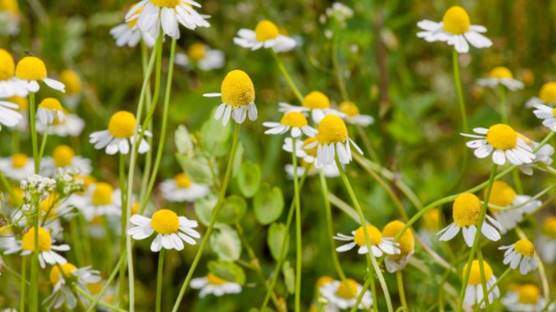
xmin=452 ymin=50 xmax=468 ymax=133
xmin=155 ymin=249 xmax=165 ymax=312
xmin=117 ymin=153 xmax=128 ymax=308
xmin=27 ymin=91 xmax=39 ymax=312
xmin=19 ymin=256 xmax=26 ymax=312
xmin=291 ymin=138 xmax=303 ymax=312
xmin=396 ymin=271 xmax=408 ymax=311
xmin=37 ymin=131 xmax=48 ymax=166
xmin=272 ymin=52 xmax=304 ymax=103
xmin=28 ymin=93 xmax=38 ymax=173
xmin=74 ymin=284 xmax=126 ymax=312
xmin=85 ymin=256 xmax=123 ymax=312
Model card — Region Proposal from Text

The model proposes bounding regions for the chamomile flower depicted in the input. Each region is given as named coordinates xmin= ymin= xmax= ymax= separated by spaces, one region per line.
xmin=111 ymin=15 xmax=153 ymax=48
xmin=71 ymin=182 xmax=121 ymax=221
xmin=462 ymin=260 xmax=500 ymax=309
xmin=36 ymin=98 xmax=66 ymax=126
xmin=37 ymin=113 xmax=84 ymax=137
xmin=310 ymin=114 xmax=363 ymax=168
xmin=89 ymin=111 xmax=151 ymax=155
xmin=44 ymin=263 xmax=101 ymax=310
xmin=526 ymin=81 xmax=556 ymax=108
xmin=338 ymin=101 xmax=373 ymax=127
xmin=279 ymin=91 xmax=337 ymax=123
xmin=0 ymin=99 xmax=22 ymax=129
xmin=419 ymin=208 xmax=441 ymax=245
xmin=190 ymin=273 xmax=242 ymax=298
xmin=417 ymin=6 xmax=492 ymax=54
xmin=0 ymin=0 xmax=20 ymax=35
xmin=263 ymin=111 xmax=316 ymax=138
xmin=4 ymin=227 xmax=69 ymax=268
xmin=0 ymin=153 xmax=34 ymax=181
xmin=536 ymin=217 xmax=556 ymax=263
xmin=175 ymin=42 xmax=225 ymax=71
xmin=125 ymin=0 xmax=210 ymax=42
xmin=530 ymin=101 xmax=556 ymax=131
xmin=59 ymin=69 xmax=82 ymax=108
xmin=282 ymin=137 xmax=340 ymax=177
xmin=128 ymin=209 xmax=200 ymax=252
xmin=382 ymin=220 xmax=415 ymax=273
xmin=159 ymin=173 xmax=209 ymax=203
xmin=41 ymin=145 xmax=92 ymax=176
xmin=11 ymin=96 xmax=28 ymax=131
xmin=502 ymin=284 xmax=545 ymax=312
xmin=233 ymin=20 xmax=296 ymax=52
xmin=487 ymin=181 xmax=541 ymax=233
xmin=437 ymin=192 xmax=503 ymax=247
xmin=15 ymin=56 xmax=65 ymax=93
xmin=462 ymin=124 xmax=534 ymax=166
xmin=334 ymin=224 xmax=400 ymax=257
xmin=0 ymin=49 xmax=27 ymax=97
xmin=519 ymin=142 xmax=553 ymax=175
xmin=499 ymin=239 xmax=538 ymax=275
xmin=204 ymin=70 xmax=257 ymax=125
xmin=477 ymin=67 xmax=524 ymax=91
xmin=319 ymin=278 xmax=372 ymax=310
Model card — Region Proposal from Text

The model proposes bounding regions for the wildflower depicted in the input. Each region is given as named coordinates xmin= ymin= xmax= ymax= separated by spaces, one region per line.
xmin=279 ymin=91 xmax=338 ymax=123
xmin=190 ymin=273 xmax=242 ymax=297
xmin=0 ymin=0 xmax=20 ymax=35
xmin=0 ymin=153 xmax=34 ymax=181
xmin=44 ymin=263 xmax=101 ymax=310
xmin=89 ymin=111 xmax=151 ymax=155
xmin=417 ymin=5 xmax=492 ymax=53
xmin=325 ymin=2 xmax=354 ymax=25
xmin=59 ymin=69 xmax=82 ymax=108
xmin=204 ymin=70 xmax=257 ymax=125
xmin=4 ymin=227 xmax=69 ymax=268
xmin=319 ymin=278 xmax=372 ymax=310
xmin=338 ymin=101 xmax=373 ymax=126
xmin=477 ymin=67 xmax=524 ymax=91
xmin=15 ymin=56 xmax=65 ymax=93
xmin=499 ymin=238 xmax=538 ymax=275
xmin=502 ymin=284 xmax=545 ymax=312
xmin=487 ymin=181 xmax=541 ymax=233
xmin=283 ymin=137 xmax=341 ymax=178
xmin=437 ymin=192 xmax=502 ymax=247
xmin=234 ymin=20 xmax=296 ymax=52
xmin=125 ymin=0 xmax=209 ymax=42
xmin=110 ymin=15 xmax=153 ymax=48
xmin=263 ymin=111 xmax=316 ymax=138
xmin=526 ymin=81 xmax=556 ymax=108
xmin=519 ymin=142 xmax=553 ymax=175
xmin=37 ymin=98 xmax=66 ymax=126
xmin=159 ymin=173 xmax=209 ymax=203
xmin=41 ymin=145 xmax=91 ymax=176
xmin=462 ymin=124 xmax=534 ymax=165
xmin=382 ymin=220 xmax=415 ymax=273
xmin=128 ymin=208 xmax=201 ymax=252
xmin=0 ymin=49 xmax=27 ymax=97
xmin=530 ymin=100 xmax=556 ymax=131
xmin=37 ymin=113 xmax=85 ymax=137
xmin=0 ymin=99 xmax=22 ymax=129
xmin=462 ymin=260 xmax=500 ymax=309
xmin=175 ymin=42 xmax=225 ymax=71
xmin=70 ymin=182 xmax=121 ymax=221
xmin=536 ymin=217 xmax=556 ymax=263
xmin=334 ymin=224 xmax=399 ymax=257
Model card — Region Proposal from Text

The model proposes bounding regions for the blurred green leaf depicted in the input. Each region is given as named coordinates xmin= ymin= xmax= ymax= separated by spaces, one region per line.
xmin=175 ymin=125 xmax=194 ymax=156
xmin=208 ymin=260 xmax=246 ymax=285
xmin=217 ymin=195 xmax=247 ymax=224
xmin=200 ymin=113 xmax=231 ymax=156
xmin=282 ymin=261 xmax=295 ymax=294
xmin=267 ymin=223 xmax=288 ymax=261
xmin=210 ymin=224 xmax=242 ymax=261
xmin=194 ymin=196 xmax=217 ymax=226
xmin=236 ymin=161 xmax=261 ymax=198
xmin=176 ymin=155 xmax=213 ymax=185
xmin=253 ymin=184 xmax=284 ymax=225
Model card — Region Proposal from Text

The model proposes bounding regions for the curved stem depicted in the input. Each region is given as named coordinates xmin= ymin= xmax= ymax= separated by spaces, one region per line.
xmin=272 ymin=52 xmax=304 ymax=103
xmin=292 ymin=138 xmax=302 ymax=312
xmin=155 ymin=249 xmax=165 ymax=312
xmin=396 ymin=271 xmax=408 ymax=311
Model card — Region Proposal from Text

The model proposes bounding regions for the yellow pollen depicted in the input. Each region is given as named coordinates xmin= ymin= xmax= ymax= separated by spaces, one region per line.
xmin=151 ymin=209 xmax=180 ymax=234
xmin=150 ymin=0 xmax=180 ymax=8
xmin=49 ymin=263 xmax=77 ymax=285
xmin=9 ymin=96 xmax=27 ymax=111
xmin=0 ymin=49 xmax=15 ymax=80
xmin=255 ymin=20 xmax=280 ymax=41
xmin=108 ymin=111 xmax=137 ymax=138
xmin=316 ymin=276 xmax=333 ymax=288
xmin=91 ymin=183 xmax=113 ymax=206
xmin=220 ymin=70 xmax=255 ymax=107
xmin=382 ymin=220 xmax=414 ymax=256
xmin=486 ymin=124 xmax=518 ymax=150
xmin=302 ymin=91 xmax=330 ymax=109
xmin=335 ymin=279 xmax=359 ymax=299
xmin=11 ymin=153 xmax=28 ymax=169
xmin=207 ymin=273 xmax=227 ymax=285
xmin=15 ymin=56 xmax=47 ymax=81
xmin=131 ymin=202 xmax=140 ymax=215
xmin=488 ymin=181 xmax=516 ymax=207
xmin=52 ymin=145 xmax=75 ymax=167
xmin=539 ymin=82 xmax=556 ymax=104
xmin=339 ymin=101 xmax=360 ymax=117
xmin=442 ymin=6 xmax=470 ymax=35
xmin=187 ymin=43 xmax=207 ymax=61
xmin=0 ymin=0 xmax=20 ymax=15
xmin=422 ymin=208 xmax=441 ymax=230
xmin=489 ymin=66 xmax=513 ymax=79
xmin=317 ymin=114 xmax=348 ymax=144
xmin=452 ymin=193 xmax=481 ymax=227
xmin=514 ymin=239 xmax=535 ymax=256
xmin=174 ymin=173 xmax=192 ymax=189
xmin=353 ymin=224 xmax=382 ymax=246
xmin=21 ymin=227 xmax=52 ymax=252
xmin=60 ymin=69 xmax=81 ymax=95
xmin=280 ymin=111 xmax=308 ymax=128
xmin=464 ymin=260 xmax=493 ymax=285
xmin=542 ymin=217 xmax=556 ymax=238
xmin=517 ymin=284 xmax=541 ymax=304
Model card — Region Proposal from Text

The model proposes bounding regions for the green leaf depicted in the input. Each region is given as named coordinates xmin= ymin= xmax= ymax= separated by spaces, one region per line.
xmin=176 ymin=155 xmax=212 ymax=185
xmin=200 ymin=113 xmax=231 ymax=156
xmin=174 ymin=125 xmax=194 ymax=156
xmin=210 ymin=224 xmax=242 ymax=261
xmin=282 ymin=261 xmax=295 ymax=294
xmin=232 ymin=143 xmax=244 ymax=177
xmin=217 ymin=195 xmax=247 ymax=224
xmin=236 ymin=162 xmax=261 ymax=198
xmin=254 ymin=184 xmax=284 ymax=225
xmin=194 ymin=196 xmax=217 ymax=226
xmin=267 ymin=223 xmax=288 ymax=261
xmin=208 ymin=260 xmax=246 ymax=285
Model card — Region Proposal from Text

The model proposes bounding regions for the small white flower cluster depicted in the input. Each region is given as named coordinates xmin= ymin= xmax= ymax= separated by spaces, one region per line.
xmin=20 ymin=174 xmax=56 ymax=203
xmin=52 ymin=169 xmax=84 ymax=196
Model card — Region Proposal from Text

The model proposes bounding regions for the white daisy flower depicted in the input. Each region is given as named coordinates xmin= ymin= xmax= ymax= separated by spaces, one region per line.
xmin=382 ymin=221 xmax=415 ymax=273
xmin=263 ymin=111 xmax=316 ymax=138
xmin=15 ymin=56 xmax=65 ymax=93
xmin=319 ymin=278 xmax=372 ymax=310
xmin=128 ymin=209 xmax=201 ymax=252
xmin=417 ymin=6 xmax=492 ymax=54
xmin=284 ymin=163 xmax=340 ymax=179
xmin=462 ymin=124 xmax=534 ymax=166
xmin=0 ymin=99 xmax=23 ymax=129
xmin=525 ymin=81 xmax=556 ymax=108
xmin=536 ymin=217 xmax=556 ymax=263
xmin=437 ymin=192 xmax=503 ymax=247
xmin=111 ymin=15 xmax=154 ymax=48
xmin=279 ymin=91 xmax=339 ymax=123
xmin=0 ymin=0 xmax=20 ymax=36
xmin=89 ymin=111 xmax=151 ymax=155
xmin=204 ymin=70 xmax=257 ymax=126
xmin=462 ymin=260 xmax=500 ymax=310
xmin=334 ymin=224 xmax=400 ymax=257
xmin=37 ymin=113 xmax=84 ymax=137
xmin=40 ymin=145 xmax=92 ymax=176
xmin=190 ymin=273 xmax=242 ymax=298
xmin=36 ymin=98 xmax=66 ymax=126
xmin=125 ymin=0 xmax=210 ymax=42
xmin=4 ymin=226 xmax=69 ymax=268
xmin=338 ymin=101 xmax=374 ymax=127
xmin=233 ymin=20 xmax=296 ymax=53
xmin=519 ymin=142 xmax=553 ymax=176
xmin=0 ymin=153 xmax=34 ymax=181
xmin=477 ymin=67 xmax=524 ymax=91
xmin=69 ymin=182 xmax=121 ymax=221
xmin=159 ymin=173 xmax=209 ymax=203
xmin=175 ymin=43 xmax=225 ymax=71
xmin=487 ymin=181 xmax=541 ymax=233
xmin=282 ymin=137 xmax=315 ymax=162
xmin=0 ymin=49 xmax=28 ymax=97
xmin=502 ymin=284 xmax=545 ymax=312
xmin=531 ymin=101 xmax=556 ymax=131
xmin=44 ymin=263 xmax=101 ymax=310
xmin=499 ymin=239 xmax=538 ymax=275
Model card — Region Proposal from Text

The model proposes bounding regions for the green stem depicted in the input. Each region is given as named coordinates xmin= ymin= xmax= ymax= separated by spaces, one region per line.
xmin=292 ymin=138 xmax=302 ymax=312
xmin=28 ymin=93 xmax=39 ymax=173
xmin=19 ymin=256 xmax=27 ymax=312
xmin=74 ymin=284 xmax=126 ymax=312
xmin=155 ymin=249 xmax=165 ymax=312
xmin=452 ymin=50 xmax=468 ymax=132
xmin=70 ymin=218 xmax=85 ymax=265
xmin=498 ymin=85 xmax=508 ymax=123
xmin=37 ymin=131 xmax=48 ymax=164
xmin=85 ymin=256 xmax=123 ymax=312
xmin=477 ymin=250 xmax=489 ymax=306
xmin=117 ymin=154 xmax=127 ymax=308
xmin=332 ymin=34 xmax=348 ymax=101
xmin=396 ymin=271 xmax=408 ymax=311
xmin=272 ymin=52 xmax=304 ymax=103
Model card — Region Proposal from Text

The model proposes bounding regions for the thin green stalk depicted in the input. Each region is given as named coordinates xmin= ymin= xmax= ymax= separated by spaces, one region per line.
xmin=332 ymin=34 xmax=348 ymax=101
xmin=477 ymin=267 xmax=511 ymax=307
xmin=28 ymin=93 xmax=39 ymax=173
xmin=292 ymin=138 xmax=302 ymax=312
xmin=70 ymin=218 xmax=85 ymax=265
xmin=85 ymin=256 xmax=124 ymax=312
xmin=171 ymin=124 xmax=241 ymax=312
xmin=19 ymin=256 xmax=27 ymax=312
xmin=74 ymin=284 xmax=126 ymax=312
xmin=272 ymin=52 xmax=304 ymax=103
xmin=117 ymin=154 xmax=128 ymax=308
xmin=28 ymin=94 xmax=40 ymax=312
xmin=452 ymin=50 xmax=468 ymax=132
xmin=396 ymin=271 xmax=408 ymax=311
xmin=477 ymin=250 xmax=490 ymax=306
xmin=155 ymin=249 xmax=165 ymax=312
xmin=350 ymin=271 xmax=376 ymax=312
xmin=38 ymin=131 xmax=48 ymax=165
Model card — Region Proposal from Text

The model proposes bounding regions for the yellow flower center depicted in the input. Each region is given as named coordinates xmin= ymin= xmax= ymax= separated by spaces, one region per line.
xmin=150 ymin=0 xmax=180 ymax=8
xmin=302 ymin=91 xmax=330 ymax=109
xmin=21 ymin=227 xmax=52 ymax=252
xmin=131 ymin=202 xmax=140 ymax=215
xmin=0 ymin=49 xmax=15 ymax=80
xmin=464 ymin=260 xmax=493 ymax=285
xmin=174 ymin=173 xmax=192 ymax=189
xmin=353 ymin=224 xmax=382 ymax=246
xmin=0 ymin=0 xmax=20 ymax=15
xmin=255 ymin=20 xmax=280 ymax=41
xmin=514 ymin=239 xmax=535 ymax=257
xmin=316 ymin=276 xmax=333 ymax=288
xmin=39 ymin=97 xmax=64 ymax=111
xmin=11 ymin=153 xmax=28 ymax=169
xmin=442 ymin=6 xmax=470 ymax=35
xmin=108 ymin=111 xmax=137 ymax=138
xmin=542 ymin=217 xmax=556 ymax=238
xmin=422 ymin=208 xmax=440 ymax=230
xmin=150 ymin=209 xmax=180 ymax=234
xmin=52 ymin=145 xmax=75 ymax=167
xmin=187 ymin=43 xmax=207 ymax=61
xmin=220 ymin=69 xmax=255 ymax=107
xmin=49 ymin=263 xmax=77 ymax=285
xmin=486 ymin=124 xmax=518 ymax=150
xmin=60 ymin=69 xmax=81 ymax=95
xmin=489 ymin=66 xmax=513 ymax=79
xmin=488 ymin=181 xmax=516 ymax=207
xmin=280 ymin=111 xmax=308 ymax=128
xmin=207 ymin=273 xmax=227 ymax=285
xmin=339 ymin=101 xmax=360 ymax=117
xmin=317 ymin=115 xmax=348 ymax=144
xmin=518 ymin=284 xmax=540 ymax=304
xmin=87 ymin=282 xmax=103 ymax=295
xmin=382 ymin=220 xmax=414 ymax=256
xmin=452 ymin=193 xmax=481 ymax=227
xmin=335 ymin=279 xmax=359 ymax=299
xmin=303 ymin=137 xmax=318 ymax=157
xmin=10 ymin=96 xmax=27 ymax=111
xmin=540 ymin=82 xmax=556 ymax=104
xmin=15 ymin=56 xmax=47 ymax=81
xmin=39 ymin=193 xmax=59 ymax=218
xmin=91 ymin=183 xmax=113 ymax=206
